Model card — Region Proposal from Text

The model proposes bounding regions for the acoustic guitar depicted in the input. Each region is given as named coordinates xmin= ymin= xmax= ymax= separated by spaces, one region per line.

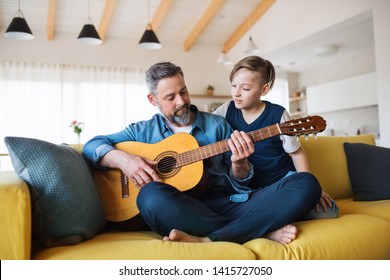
xmin=94 ymin=115 xmax=326 ymax=222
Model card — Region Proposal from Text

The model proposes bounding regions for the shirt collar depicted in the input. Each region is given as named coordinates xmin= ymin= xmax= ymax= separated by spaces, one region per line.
xmin=191 ymin=105 xmax=206 ymax=133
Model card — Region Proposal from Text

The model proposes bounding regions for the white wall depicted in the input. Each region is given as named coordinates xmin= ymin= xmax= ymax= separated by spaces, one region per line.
xmin=373 ymin=0 xmax=390 ymax=147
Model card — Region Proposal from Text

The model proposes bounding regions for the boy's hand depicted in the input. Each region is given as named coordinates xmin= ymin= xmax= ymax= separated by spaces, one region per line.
xmin=228 ymin=130 xmax=254 ymax=163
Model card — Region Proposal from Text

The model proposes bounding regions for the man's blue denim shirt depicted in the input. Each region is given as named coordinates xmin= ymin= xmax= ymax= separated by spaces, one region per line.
xmin=82 ymin=105 xmax=253 ymax=195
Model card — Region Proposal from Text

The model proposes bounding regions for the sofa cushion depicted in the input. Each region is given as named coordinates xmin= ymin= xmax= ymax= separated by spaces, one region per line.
xmin=344 ymin=142 xmax=390 ymax=201
xmin=33 ymin=231 xmax=256 ymax=260
xmin=4 ymin=137 xmax=106 ymax=248
xmin=337 ymin=197 xmax=390 ymax=220
xmin=300 ymin=134 xmax=376 ymax=199
xmin=243 ymin=214 xmax=390 ymax=260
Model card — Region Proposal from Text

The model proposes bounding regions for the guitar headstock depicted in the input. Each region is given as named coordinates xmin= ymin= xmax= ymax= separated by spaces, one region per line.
xmin=279 ymin=115 xmax=326 ymax=137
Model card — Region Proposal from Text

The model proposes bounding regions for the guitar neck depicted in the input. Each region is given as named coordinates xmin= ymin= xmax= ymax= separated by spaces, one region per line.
xmin=176 ymin=124 xmax=281 ymax=167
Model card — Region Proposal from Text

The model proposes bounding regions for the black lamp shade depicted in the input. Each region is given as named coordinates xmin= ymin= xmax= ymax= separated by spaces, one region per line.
xmin=4 ymin=17 xmax=34 ymax=40
xmin=77 ymin=24 xmax=102 ymax=45
xmin=138 ymin=28 xmax=161 ymax=50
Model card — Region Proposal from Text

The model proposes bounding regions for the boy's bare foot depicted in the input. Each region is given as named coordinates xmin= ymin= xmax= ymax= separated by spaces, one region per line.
xmin=265 ymin=224 xmax=297 ymax=244
xmin=163 ymin=229 xmax=211 ymax=243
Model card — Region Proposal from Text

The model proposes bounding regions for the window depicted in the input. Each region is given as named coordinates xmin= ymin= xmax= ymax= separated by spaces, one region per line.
xmin=0 ymin=61 xmax=158 ymax=168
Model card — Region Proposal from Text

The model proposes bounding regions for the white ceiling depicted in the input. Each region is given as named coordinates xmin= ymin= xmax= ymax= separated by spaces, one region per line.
xmin=0 ymin=0 xmax=262 ymax=46
xmin=264 ymin=10 xmax=375 ymax=72
xmin=0 ymin=0 xmax=375 ymax=73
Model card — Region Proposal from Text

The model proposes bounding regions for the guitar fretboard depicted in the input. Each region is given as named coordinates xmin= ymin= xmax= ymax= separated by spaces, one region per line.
xmin=175 ymin=124 xmax=280 ymax=167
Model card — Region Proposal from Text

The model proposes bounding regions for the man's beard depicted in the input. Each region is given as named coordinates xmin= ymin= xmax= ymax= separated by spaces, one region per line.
xmin=162 ymin=103 xmax=191 ymax=125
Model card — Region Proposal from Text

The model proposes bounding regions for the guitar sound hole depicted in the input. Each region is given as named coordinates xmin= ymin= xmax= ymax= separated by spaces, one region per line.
xmin=157 ymin=156 xmax=177 ymax=175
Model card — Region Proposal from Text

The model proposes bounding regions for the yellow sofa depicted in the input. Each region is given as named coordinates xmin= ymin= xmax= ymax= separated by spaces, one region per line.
xmin=1 ymin=134 xmax=389 ymax=260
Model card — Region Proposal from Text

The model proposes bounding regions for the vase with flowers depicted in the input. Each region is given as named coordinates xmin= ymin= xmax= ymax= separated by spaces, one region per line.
xmin=69 ymin=120 xmax=84 ymax=144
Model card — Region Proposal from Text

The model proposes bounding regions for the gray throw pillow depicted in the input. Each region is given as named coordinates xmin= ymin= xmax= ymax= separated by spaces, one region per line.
xmin=343 ymin=142 xmax=390 ymax=201
xmin=4 ymin=136 xmax=106 ymax=248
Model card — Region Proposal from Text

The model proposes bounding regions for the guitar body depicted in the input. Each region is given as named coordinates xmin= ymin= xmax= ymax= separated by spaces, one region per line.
xmin=93 ymin=133 xmax=204 ymax=222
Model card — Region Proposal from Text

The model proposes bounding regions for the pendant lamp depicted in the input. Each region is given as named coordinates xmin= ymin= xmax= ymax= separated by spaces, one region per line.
xmin=138 ymin=0 xmax=161 ymax=50
xmin=77 ymin=0 xmax=102 ymax=45
xmin=217 ymin=51 xmax=232 ymax=66
xmin=4 ymin=0 xmax=34 ymax=40
xmin=139 ymin=23 xmax=161 ymax=49
xmin=244 ymin=37 xmax=260 ymax=55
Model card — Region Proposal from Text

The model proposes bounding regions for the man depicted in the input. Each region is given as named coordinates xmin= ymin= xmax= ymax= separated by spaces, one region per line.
xmin=82 ymin=61 xmax=321 ymax=244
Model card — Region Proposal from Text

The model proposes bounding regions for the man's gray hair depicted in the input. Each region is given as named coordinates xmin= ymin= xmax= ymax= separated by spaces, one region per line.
xmin=145 ymin=62 xmax=184 ymax=95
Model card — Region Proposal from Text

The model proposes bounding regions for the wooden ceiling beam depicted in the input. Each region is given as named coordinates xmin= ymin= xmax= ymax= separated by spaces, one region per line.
xmin=98 ymin=0 xmax=117 ymax=41
xmin=223 ymin=0 xmax=276 ymax=52
xmin=150 ymin=0 xmax=173 ymax=31
xmin=47 ymin=0 xmax=56 ymax=40
xmin=183 ymin=0 xmax=225 ymax=52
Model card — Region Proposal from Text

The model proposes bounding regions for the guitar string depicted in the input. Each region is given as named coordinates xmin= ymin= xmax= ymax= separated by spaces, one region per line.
xmin=153 ymin=127 xmax=282 ymax=171
xmin=155 ymin=127 xmax=283 ymax=170
xmin=153 ymin=122 xmax=315 ymax=171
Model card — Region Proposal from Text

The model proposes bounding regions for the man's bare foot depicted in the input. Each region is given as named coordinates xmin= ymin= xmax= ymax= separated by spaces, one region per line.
xmin=163 ymin=229 xmax=211 ymax=243
xmin=265 ymin=224 xmax=297 ymax=244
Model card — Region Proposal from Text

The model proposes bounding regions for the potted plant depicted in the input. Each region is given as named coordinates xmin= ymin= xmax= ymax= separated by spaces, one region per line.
xmin=207 ymin=85 xmax=214 ymax=96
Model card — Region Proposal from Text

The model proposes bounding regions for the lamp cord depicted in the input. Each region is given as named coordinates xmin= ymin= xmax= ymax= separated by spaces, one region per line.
xmin=15 ymin=0 xmax=24 ymax=18
xmin=148 ymin=0 xmax=151 ymax=24
xmin=87 ymin=0 xmax=93 ymax=24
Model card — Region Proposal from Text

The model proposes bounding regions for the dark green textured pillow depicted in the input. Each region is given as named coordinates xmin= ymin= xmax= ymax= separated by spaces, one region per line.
xmin=343 ymin=142 xmax=390 ymax=201
xmin=4 ymin=136 xmax=106 ymax=248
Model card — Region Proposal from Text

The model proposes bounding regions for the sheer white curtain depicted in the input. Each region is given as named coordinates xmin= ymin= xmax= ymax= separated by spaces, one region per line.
xmin=0 ymin=61 xmax=157 ymax=156
xmin=0 ymin=61 xmax=62 ymax=147
xmin=61 ymin=65 xmax=157 ymax=144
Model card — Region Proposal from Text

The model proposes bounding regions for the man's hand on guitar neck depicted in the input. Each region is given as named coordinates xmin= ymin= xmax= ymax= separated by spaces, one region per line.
xmin=100 ymin=149 xmax=161 ymax=189
xmin=228 ymin=130 xmax=255 ymax=180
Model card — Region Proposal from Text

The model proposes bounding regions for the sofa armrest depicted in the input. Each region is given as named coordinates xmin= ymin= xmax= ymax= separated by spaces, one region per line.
xmin=0 ymin=171 xmax=31 ymax=260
